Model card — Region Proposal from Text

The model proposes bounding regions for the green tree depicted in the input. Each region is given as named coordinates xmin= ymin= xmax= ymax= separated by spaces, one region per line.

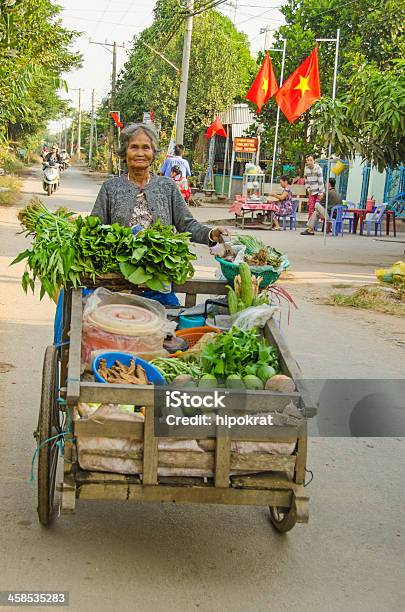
xmin=253 ymin=0 xmax=405 ymax=173
xmin=0 ymin=0 xmax=81 ymax=146
xmin=115 ymin=0 xmax=254 ymax=148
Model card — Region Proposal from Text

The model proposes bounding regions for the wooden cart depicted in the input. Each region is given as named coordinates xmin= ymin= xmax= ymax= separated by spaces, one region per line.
xmin=35 ymin=277 xmax=314 ymax=533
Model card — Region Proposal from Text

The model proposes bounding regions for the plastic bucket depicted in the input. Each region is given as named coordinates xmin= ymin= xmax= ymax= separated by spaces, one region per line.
xmin=178 ymin=314 xmax=206 ymax=329
xmin=93 ymin=352 xmax=166 ymax=385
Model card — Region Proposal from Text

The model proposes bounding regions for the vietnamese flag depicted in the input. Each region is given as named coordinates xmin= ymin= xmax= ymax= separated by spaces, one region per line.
xmin=246 ymin=53 xmax=278 ymax=114
xmin=205 ymin=116 xmax=227 ymax=139
xmin=275 ymin=47 xmax=321 ymax=123
xmin=110 ymin=111 xmax=123 ymax=128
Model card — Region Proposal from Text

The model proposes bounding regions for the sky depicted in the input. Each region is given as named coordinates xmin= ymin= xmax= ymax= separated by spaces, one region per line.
xmin=50 ymin=0 xmax=285 ymax=132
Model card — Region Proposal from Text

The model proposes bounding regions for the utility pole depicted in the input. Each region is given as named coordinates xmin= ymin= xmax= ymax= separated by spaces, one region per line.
xmin=90 ymin=39 xmax=125 ymax=174
xmin=64 ymin=117 xmax=68 ymax=150
xmin=70 ymin=119 xmax=74 ymax=157
xmin=71 ymin=88 xmax=82 ymax=160
xmin=260 ymin=25 xmax=273 ymax=51
xmin=89 ymin=88 xmax=95 ymax=167
xmin=176 ymin=0 xmax=194 ymax=145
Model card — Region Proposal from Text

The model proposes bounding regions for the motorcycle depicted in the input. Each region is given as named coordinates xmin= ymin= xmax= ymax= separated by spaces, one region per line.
xmin=42 ymin=161 xmax=60 ymax=196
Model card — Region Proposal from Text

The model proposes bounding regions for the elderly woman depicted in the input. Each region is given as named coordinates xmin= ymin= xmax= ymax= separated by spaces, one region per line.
xmin=91 ymin=123 xmax=226 ymax=245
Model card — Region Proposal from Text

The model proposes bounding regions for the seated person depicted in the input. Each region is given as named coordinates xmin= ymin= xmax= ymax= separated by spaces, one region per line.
xmin=301 ymin=177 xmax=342 ymax=235
xmin=265 ymin=175 xmax=294 ymax=230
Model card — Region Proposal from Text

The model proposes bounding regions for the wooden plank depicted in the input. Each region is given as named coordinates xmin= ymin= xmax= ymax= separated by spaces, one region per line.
xmin=74 ymin=415 xmax=297 ymax=444
xmin=142 ymin=406 xmax=158 ymax=485
xmin=231 ymin=454 xmax=295 ymax=472
xmin=79 ymin=382 xmax=155 ymax=405
xmin=66 ymin=289 xmax=83 ymax=404
xmin=215 ymin=429 xmax=231 ymax=488
xmin=173 ymin=279 xmax=228 ymax=296
xmin=78 ymin=483 xmax=292 ymax=507
xmin=61 ymin=474 xmax=76 ymax=514
xmin=264 ymin=319 xmax=316 ymax=417
xmin=295 ymin=422 xmax=307 ymax=485
xmin=75 ymin=418 xmax=144 ymax=439
xmin=185 ymin=293 xmax=197 ymax=308
xmin=76 ymin=470 xmax=141 ymax=485
xmin=158 ymin=476 xmax=207 ymax=487
xmin=159 ymin=451 xmax=212 ymax=469
xmin=231 ymin=473 xmax=294 ymax=490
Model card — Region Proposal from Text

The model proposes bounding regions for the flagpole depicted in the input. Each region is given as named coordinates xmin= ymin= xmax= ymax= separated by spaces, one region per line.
xmin=270 ymin=38 xmax=287 ymax=191
xmin=318 ymin=29 xmax=340 ymax=244
xmin=221 ymin=128 xmax=230 ymax=194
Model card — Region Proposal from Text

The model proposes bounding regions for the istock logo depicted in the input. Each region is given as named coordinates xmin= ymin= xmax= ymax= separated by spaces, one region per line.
xmin=165 ymin=389 xmax=227 ymax=410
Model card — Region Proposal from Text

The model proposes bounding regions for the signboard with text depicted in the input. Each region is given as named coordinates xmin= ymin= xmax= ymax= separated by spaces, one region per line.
xmin=233 ymin=137 xmax=258 ymax=153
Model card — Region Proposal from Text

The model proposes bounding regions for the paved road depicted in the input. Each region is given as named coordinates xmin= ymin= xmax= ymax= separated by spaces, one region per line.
xmin=0 ymin=166 xmax=403 ymax=611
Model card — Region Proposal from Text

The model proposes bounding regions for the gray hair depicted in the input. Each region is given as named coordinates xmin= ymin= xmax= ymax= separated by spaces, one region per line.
xmin=118 ymin=122 xmax=159 ymax=161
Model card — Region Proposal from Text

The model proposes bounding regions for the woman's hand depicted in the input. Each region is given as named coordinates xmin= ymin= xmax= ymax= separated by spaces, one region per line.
xmin=209 ymin=226 xmax=230 ymax=243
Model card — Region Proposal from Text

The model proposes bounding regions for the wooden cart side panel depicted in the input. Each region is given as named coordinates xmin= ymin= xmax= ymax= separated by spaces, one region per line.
xmin=264 ymin=318 xmax=316 ymax=417
xmin=77 ymin=482 xmax=293 ymax=507
xmin=142 ymin=406 xmax=158 ymax=485
xmin=66 ymin=288 xmax=83 ymax=405
xmin=78 ymin=382 xmax=300 ymax=413
xmin=295 ymin=421 xmax=308 ymax=484
xmin=215 ymin=428 xmax=231 ymax=488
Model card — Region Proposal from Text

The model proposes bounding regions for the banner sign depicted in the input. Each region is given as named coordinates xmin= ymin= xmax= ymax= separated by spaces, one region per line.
xmin=233 ymin=137 xmax=258 ymax=153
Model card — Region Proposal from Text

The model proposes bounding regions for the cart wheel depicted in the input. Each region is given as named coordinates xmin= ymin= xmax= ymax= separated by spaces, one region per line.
xmin=36 ymin=345 xmax=62 ymax=526
xmin=269 ymin=502 xmax=297 ymax=533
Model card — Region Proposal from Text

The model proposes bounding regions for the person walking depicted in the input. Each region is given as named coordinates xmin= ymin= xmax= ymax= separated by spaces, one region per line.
xmin=301 ymin=177 xmax=342 ymax=235
xmin=160 ymin=144 xmax=191 ymax=178
xmin=304 ymin=154 xmax=325 ymax=218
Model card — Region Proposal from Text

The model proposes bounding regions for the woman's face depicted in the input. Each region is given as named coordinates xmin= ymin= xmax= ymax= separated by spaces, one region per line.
xmin=280 ymin=178 xmax=287 ymax=188
xmin=126 ymin=131 xmax=154 ymax=171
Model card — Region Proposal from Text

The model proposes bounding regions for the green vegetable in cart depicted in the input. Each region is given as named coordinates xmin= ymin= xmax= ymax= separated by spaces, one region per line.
xmin=226 ymin=375 xmax=245 ymax=389
xmin=198 ymin=374 xmax=218 ymax=389
xmin=243 ymin=375 xmax=264 ymax=390
xmin=256 ymin=364 xmax=277 ymax=384
xmin=200 ymin=327 xmax=279 ymax=378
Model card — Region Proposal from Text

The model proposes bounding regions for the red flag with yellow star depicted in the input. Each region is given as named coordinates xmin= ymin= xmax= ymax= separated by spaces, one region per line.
xmin=205 ymin=116 xmax=227 ymax=139
xmin=246 ymin=53 xmax=278 ymax=114
xmin=275 ymin=47 xmax=321 ymax=123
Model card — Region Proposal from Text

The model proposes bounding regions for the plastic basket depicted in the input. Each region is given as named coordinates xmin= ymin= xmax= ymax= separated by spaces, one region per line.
xmin=215 ymin=256 xmax=289 ymax=289
xmin=93 ymin=352 xmax=166 ymax=385
xmin=176 ymin=326 xmax=220 ymax=348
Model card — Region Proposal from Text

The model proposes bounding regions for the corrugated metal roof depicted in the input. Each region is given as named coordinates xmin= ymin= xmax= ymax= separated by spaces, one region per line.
xmin=219 ymin=103 xmax=255 ymax=126
xmin=232 ymin=123 xmax=253 ymax=137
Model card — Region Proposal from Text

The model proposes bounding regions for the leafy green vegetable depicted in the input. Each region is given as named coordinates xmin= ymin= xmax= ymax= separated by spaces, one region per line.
xmin=200 ymin=327 xmax=279 ymax=378
xmin=12 ymin=202 xmax=197 ymax=299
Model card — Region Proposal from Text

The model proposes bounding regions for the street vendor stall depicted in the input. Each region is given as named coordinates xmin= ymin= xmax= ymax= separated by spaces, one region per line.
xmin=13 ymin=202 xmax=314 ymax=533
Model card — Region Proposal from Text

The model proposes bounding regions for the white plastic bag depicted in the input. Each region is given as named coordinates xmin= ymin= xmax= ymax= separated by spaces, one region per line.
xmin=82 ymin=288 xmax=168 ymax=365
xmin=232 ymin=304 xmax=280 ymax=330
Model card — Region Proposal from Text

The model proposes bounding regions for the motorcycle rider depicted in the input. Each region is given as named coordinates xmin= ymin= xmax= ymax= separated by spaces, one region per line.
xmin=44 ymin=144 xmax=62 ymax=165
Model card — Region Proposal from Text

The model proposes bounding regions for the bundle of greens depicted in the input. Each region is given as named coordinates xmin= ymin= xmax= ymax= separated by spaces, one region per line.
xmin=75 ymin=216 xmax=133 ymax=276
xmin=150 ymin=357 xmax=202 ymax=383
xmin=13 ymin=202 xmax=89 ymax=298
xmin=235 ymin=235 xmax=284 ymax=268
xmin=12 ymin=202 xmax=197 ymax=299
xmin=200 ymin=327 xmax=279 ymax=378
xmin=119 ymin=220 xmax=197 ymax=291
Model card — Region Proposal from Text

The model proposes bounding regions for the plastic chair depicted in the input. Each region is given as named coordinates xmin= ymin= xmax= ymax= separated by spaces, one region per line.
xmin=330 ymin=205 xmax=344 ymax=236
xmin=313 ymin=205 xmax=344 ymax=235
xmin=342 ymin=201 xmax=355 ymax=233
xmin=365 ymin=203 xmax=387 ymax=237
xmin=278 ymin=199 xmax=299 ymax=230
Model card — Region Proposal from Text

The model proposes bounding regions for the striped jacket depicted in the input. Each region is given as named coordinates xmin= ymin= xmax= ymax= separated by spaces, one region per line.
xmin=304 ymin=163 xmax=325 ymax=195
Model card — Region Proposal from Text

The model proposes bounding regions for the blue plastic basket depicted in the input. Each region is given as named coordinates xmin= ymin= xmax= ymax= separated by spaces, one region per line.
xmin=93 ymin=352 xmax=166 ymax=385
